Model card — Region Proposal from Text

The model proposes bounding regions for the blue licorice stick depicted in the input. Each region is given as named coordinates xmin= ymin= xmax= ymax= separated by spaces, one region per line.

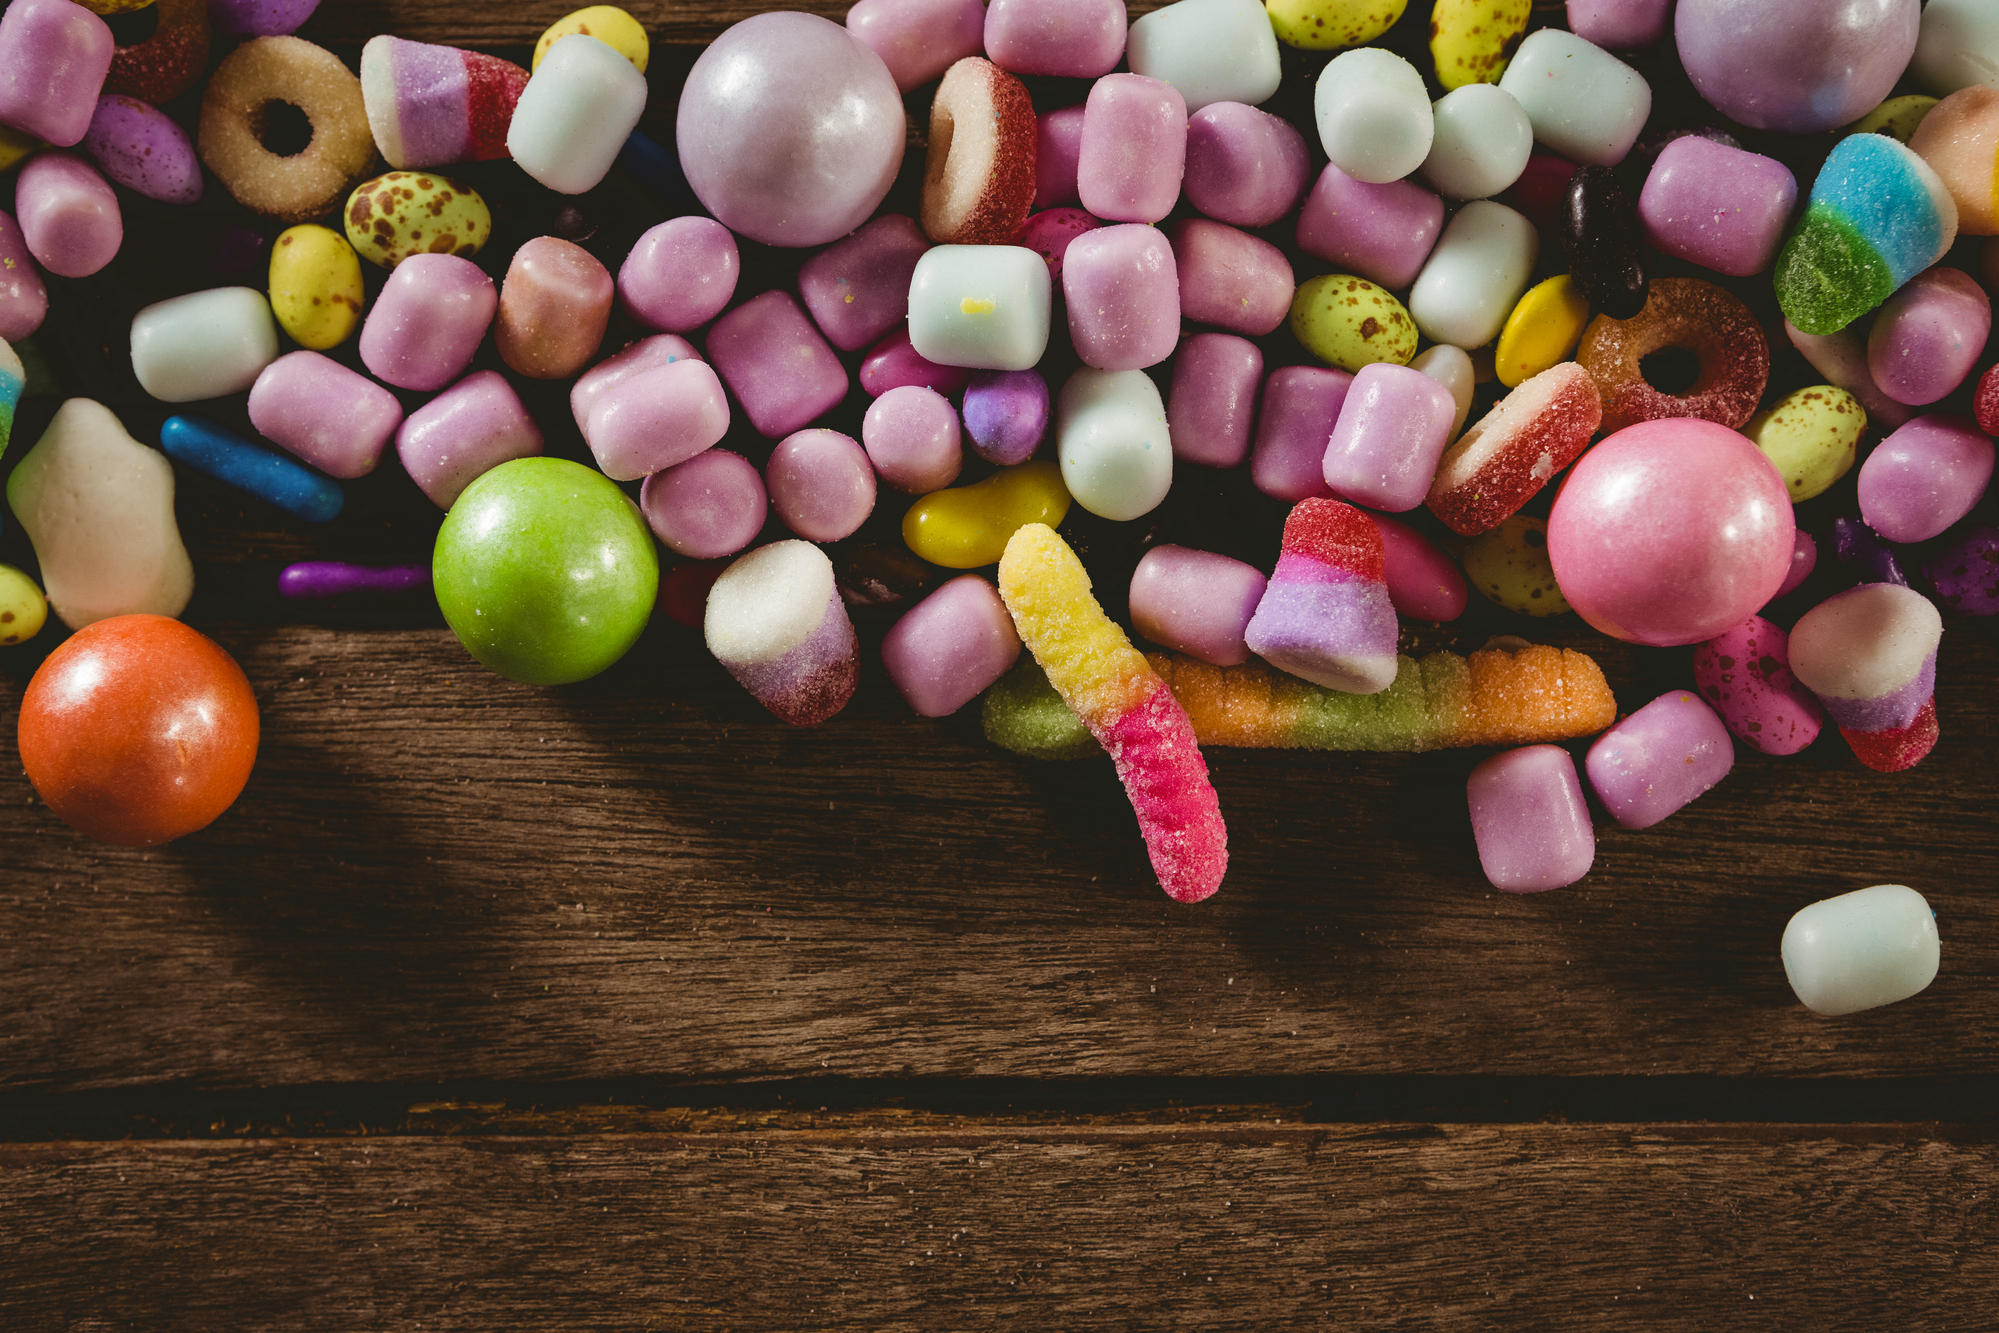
xmin=160 ymin=415 xmax=344 ymax=523
xmin=279 ymin=562 xmax=430 ymax=600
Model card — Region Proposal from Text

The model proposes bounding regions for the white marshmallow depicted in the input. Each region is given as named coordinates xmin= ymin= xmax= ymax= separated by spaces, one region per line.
xmin=1499 ymin=29 xmax=1652 ymax=166
xmin=907 ymin=244 xmax=1051 ymax=371
xmin=507 ymin=35 xmax=649 ymax=195
xmin=1314 ymin=48 xmax=1433 ymax=185
xmin=1421 ymin=84 xmax=1533 ymax=201
xmin=1782 ymin=885 xmax=1940 ymax=1017
xmin=1126 ymin=0 xmax=1281 ymax=114
xmin=1408 ymin=201 xmax=1539 ymax=349
xmin=129 ymin=287 xmax=278 ymax=403
xmin=1056 ymin=368 xmax=1173 ymax=522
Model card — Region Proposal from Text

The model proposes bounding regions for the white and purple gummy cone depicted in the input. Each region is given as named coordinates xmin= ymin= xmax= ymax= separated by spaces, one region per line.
xmin=704 ymin=541 xmax=858 ymax=726
xmin=1243 ymin=497 xmax=1399 ymax=694
xmin=1787 ymin=582 xmax=1943 ymax=772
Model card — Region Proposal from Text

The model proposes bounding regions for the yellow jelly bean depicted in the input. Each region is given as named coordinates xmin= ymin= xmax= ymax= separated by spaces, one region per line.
xmin=1430 ymin=0 xmax=1531 ymax=91
xmin=1265 ymin=0 xmax=1407 ymax=50
xmin=903 ymin=460 xmax=1072 ymax=569
xmin=1465 ymin=516 xmax=1570 ymax=617
xmin=269 ymin=225 xmax=364 ymax=350
xmin=1849 ymin=95 xmax=1938 ymax=144
xmin=1494 ymin=275 xmax=1590 ymax=388
xmin=0 ymin=124 xmax=39 ymax=172
xmin=534 ymin=5 xmax=650 ymax=73
xmin=1746 ymin=386 xmax=1867 ymax=503
xmin=344 ymin=171 xmax=491 ymax=270
xmin=0 ymin=563 xmax=48 ymax=645
xmin=1288 ymin=274 xmax=1417 ymax=373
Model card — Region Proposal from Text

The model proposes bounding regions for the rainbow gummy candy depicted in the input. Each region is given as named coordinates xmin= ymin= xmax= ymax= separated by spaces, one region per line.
xmin=1243 ymin=497 xmax=1399 ymax=694
xmin=997 ymin=523 xmax=1228 ymax=904
xmin=1774 ymin=133 xmax=1959 ymax=337
xmin=360 ymin=36 xmax=530 ymax=170
xmin=985 ymin=643 xmax=1618 ymax=757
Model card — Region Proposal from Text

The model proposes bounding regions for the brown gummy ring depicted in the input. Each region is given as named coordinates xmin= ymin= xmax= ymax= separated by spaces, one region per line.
xmin=1575 ymin=277 xmax=1770 ymax=434
xmin=199 ymin=36 xmax=377 ymax=225
xmin=103 ymin=0 xmax=211 ymax=105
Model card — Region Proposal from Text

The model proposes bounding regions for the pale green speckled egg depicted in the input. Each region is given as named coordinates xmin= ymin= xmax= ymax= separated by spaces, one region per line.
xmin=1288 ymin=274 xmax=1418 ymax=373
xmin=1746 ymin=385 xmax=1866 ymax=503
xmin=344 ymin=171 xmax=491 ymax=269
xmin=1465 ymin=515 xmax=1571 ymax=617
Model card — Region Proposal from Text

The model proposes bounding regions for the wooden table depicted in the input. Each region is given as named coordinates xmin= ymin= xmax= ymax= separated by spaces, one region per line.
xmin=3 ymin=2 xmax=1995 ymax=1326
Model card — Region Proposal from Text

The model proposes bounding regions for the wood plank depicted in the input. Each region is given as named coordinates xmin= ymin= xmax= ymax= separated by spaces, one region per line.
xmin=2 ymin=1124 xmax=1992 ymax=1329
xmin=2 ymin=624 xmax=1993 ymax=1092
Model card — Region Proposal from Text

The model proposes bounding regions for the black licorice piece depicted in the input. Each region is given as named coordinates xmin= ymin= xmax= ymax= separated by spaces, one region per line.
xmin=1559 ymin=164 xmax=1649 ymax=320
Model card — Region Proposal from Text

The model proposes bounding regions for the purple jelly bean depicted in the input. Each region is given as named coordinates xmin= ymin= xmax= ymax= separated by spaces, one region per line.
xmin=0 ymin=212 xmax=48 ymax=342
xmin=880 ymin=575 xmax=1022 ymax=717
xmin=1128 ymin=544 xmax=1266 ymax=666
xmin=705 ymin=290 xmax=849 ymax=439
xmin=1168 ymin=333 xmax=1262 ymax=470
xmin=1321 ymin=363 xmax=1457 ymax=513
xmin=359 ymin=253 xmax=497 ymax=392
xmin=962 ymin=369 xmax=1049 ymax=466
xmin=1568 ymin=0 xmax=1672 ymax=48
xmin=398 ymin=370 xmax=545 ymax=510
xmin=1076 ymin=73 xmax=1187 ymax=226
xmin=859 ymin=326 xmax=975 ymax=398
xmin=1693 ymin=615 xmax=1824 ymax=755
xmin=1033 ymin=104 xmax=1085 ymax=210
xmin=1063 ymin=223 xmax=1180 ymax=372
xmin=797 ymin=212 xmax=928 ymax=353
xmin=863 ymin=384 xmax=963 ymax=493
xmin=845 ymin=0 xmax=985 ymax=93
xmin=279 ymin=562 xmax=430 ymax=600
xmin=16 ymin=151 xmax=120 ymax=279
xmin=1867 ymin=268 xmax=1992 ymax=408
xmin=1832 ymin=516 xmax=1912 ymax=588
xmin=1856 ymin=414 xmax=1996 ymax=545
xmin=640 ymin=448 xmax=768 ymax=560
xmin=1467 ymin=745 xmax=1595 ymax=893
xmin=1295 ymin=163 xmax=1444 ymax=291
xmin=618 ymin=216 xmax=740 ymax=335
xmin=0 ymin=0 xmax=113 ymax=147
xmin=210 ymin=0 xmax=321 ymax=38
xmin=1184 ymin=101 xmax=1310 ymax=230
xmin=1923 ymin=524 xmax=1999 ymax=617
xmin=82 ymin=95 xmax=201 ymax=206
xmin=1637 ymin=136 xmax=1796 ymax=278
xmin=248 ymin=351 xmax=404 ymax=479
xmin=1251 ymin=366 xmax=1351 ymax=502
xmin=982 ymin=0 xmax=1125 ymax=79
xmin=1170 ymin=217 xmax=1294 ymax=339
xmin=1777 ymin=530 xmax=1818 ymax=598
xmin=1585 ymin=689 xmax=1735 ymax=829
xmin=767 ymin=428 xmax=877 ymax=543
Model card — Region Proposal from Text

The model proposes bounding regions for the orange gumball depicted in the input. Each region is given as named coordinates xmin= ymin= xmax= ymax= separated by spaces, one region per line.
xmin=18 ymin=614 xmax=259 ymax=847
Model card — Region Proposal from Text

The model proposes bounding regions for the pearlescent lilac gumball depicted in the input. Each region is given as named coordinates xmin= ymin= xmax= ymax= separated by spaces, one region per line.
xmin=1675 ymin=0 xmax=1919 ymax=134
xmin=676 ymin=13 xmax=905 ymax=248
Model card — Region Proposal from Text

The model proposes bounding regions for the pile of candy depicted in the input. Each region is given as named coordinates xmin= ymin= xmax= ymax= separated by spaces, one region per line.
xmin=2 ymin=0 xmax=1995 ymax=1018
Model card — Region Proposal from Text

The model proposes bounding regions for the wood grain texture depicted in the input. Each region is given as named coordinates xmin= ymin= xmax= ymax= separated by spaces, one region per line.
xmin=3 ymin=1124 xmax=1993 ymax=1330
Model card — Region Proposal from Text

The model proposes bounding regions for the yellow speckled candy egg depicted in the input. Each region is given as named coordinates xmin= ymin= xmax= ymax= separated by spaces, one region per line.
xmin=1746 ymin=385 xmax=1867 ymax=503
xmin=534 ymin=5 xmax=649 ymax=72
xmin=1289 ymin=274 xmax=1417 ymax=373
xmin=1848 ymin=95 xmax=1938 ymax=143
xmin=1430 ymin=0 xmax=1532 ymax=91
xmin=1465 ymin=515 xmax=1570 ymax=617
xmin=1266 ymin=0 xmax=1408 ymax=50
xmin=0 ymin=564 xmax=48 ymax=645
xmin=343 ymin=172 xmax=490 ymax=270
xmin=269 ymin=224 xmax=364 ymax=350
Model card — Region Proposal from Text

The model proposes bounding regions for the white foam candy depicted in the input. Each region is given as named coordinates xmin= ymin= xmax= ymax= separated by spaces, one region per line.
xmin=508 ymin=35 xmax=648 ymax=195
xmin=1782 ymin=884 xmax=1940 ymax=1017
xmin=129 ymin=287 xmax=279 ymax=403
xmin=1420 ymin=84 xmax=1533 ymax=202
xmin=1057 ymin=367 xmax=1173 ymax=522
xmin=1125 ymin=0 xmax=1281 ymax=114
xmin=1409 ymin=201 xmax=1539 ymax=349
xmin=907 ymin=245 xmax=1051 ymax=371
xmin=704 ymin=540 xmax=838 ymax=666
xmin=1314 ymin=48 xmax=1432 ymax=185
xmin=1787 ymin=583 xmax=1943 ymax=702
xmin=1498 ymin=29 xmax=1651 ymax=167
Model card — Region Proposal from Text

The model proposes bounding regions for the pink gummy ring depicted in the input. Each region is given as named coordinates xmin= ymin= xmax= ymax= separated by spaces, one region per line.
xmin=1576 ymin=277 xmax=1769 ymax=435
xmin=103 ymin=0 xmax=211 ymax=105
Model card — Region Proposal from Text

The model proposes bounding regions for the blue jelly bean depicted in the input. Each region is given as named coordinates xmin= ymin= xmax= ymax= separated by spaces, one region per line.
xmin=616 ymin=129 xmax=697 ymax=211
xmin=159 ymin=415 xmax=344 ymax=523
xmin=1833 ymin=516 xmax=1911 ymax=588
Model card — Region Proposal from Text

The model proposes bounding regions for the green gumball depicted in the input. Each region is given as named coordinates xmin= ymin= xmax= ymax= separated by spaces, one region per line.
xmin=434 ymin=458 xmax=659 ymax=685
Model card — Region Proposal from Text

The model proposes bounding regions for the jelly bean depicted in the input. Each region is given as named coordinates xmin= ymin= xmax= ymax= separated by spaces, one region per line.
xmin=1245 ymin=498 xmax=1397 ymax=695
xmin=1494 ymin=276 xmax=1590 ymax=391
xmin=16 ymin=151 xmax=120 ymax=279
xmin=1499 ymin=30 xmax=1651 ymax=166
xmin=1063 ymin=225 xmax=1180 ymax=372
xmin=160 ymin=414 xmax=342 ymax=522
xmin=881 ymin=575 xmax=1022 ymax=717
xmin=1784 ymin=319 xmax=1913 ymax=432
xmin=1289 ymin=274 xmax=1417 ymax=373
xmin=1866 ymin=267 xmax=1991 ymax=406
xmin=638 ymin=449 xmax=766 ymax=561
xmin=1788 ymin=582 xmax=1942 ymax=772
xmin=1923 ymin=524 xmax=1999 ymax=617
xmin=211 ymin=0 xmax=319 ymax=36
xmin=279 ymin=562 xmax=429 ymax=600
xmin=1021 ymin=208 xmax=1101 ymax=284
xmin=1745 ymin=385 xmax=1866 ymax=503
xmin=581 ymin=355 xmax=730 ymax=483
xmin=1910 ymin=88 xmax=1999 ymax=237
xmin=1568 ymin=0 xmax=1670 ymax=49
xmin=1548 ymin=419 xmax=1794 ymax=647
xmin=434 ymin=457 xmax=657 ymax=686
xmin=981 ymin=0 xmax=1125 ymax=78
xmin=1779 ymin=531 xmax=1818 ymax=598
xmin=860 ymin=326 xmax=974 ymax=398
xmin=864 ymin=385 xmax=964 ymax=494
xmin=962 ymin=369 xmax=1049 ymax=467
xmin=1251 ymin=365 xmax=1350 ymax=501
xmin=921 ymin=57 xmax=1035 ymax=246
xmin=130 ymin=286 xmax=279 ymax=403
xmin=534 ymin=4 xmax=647 ymax=72
xmin=495 ymin=236 xmax=613 ymax=380
xmin=1125 ymin=0 xmax=1280 ymax=114
xmin=907 ymin=244 xmax=1051 ymax=372
xmin=1057 ymin=368 xmax=1173 ymax=522
xmin=1560 ymin=165 xmax=1647 ymax=320
xmin=678 ymin=14 xmax=901 ymax=246
xmin=1675 ymin=0 xmax=1916 ymax=134
xmin=1421 ymin=85 xmax=1532 ymax=202
xmin=1776 ymin=134 xmax=1957 ymax=337
xmin=1167 ymin=333 xmax=1261 ymax=470
xmin=846 ymin=0 xmax=984 ymax=93
xmin=618 ymin=216 xmax=739 ymax=335
xmin=1032 ymin=104 xmax=1085 ymax=210
xmin=0 ymin=0 xmax=114 ymax=147
xmin=1128 ymin=545 xmax=1265 ymax=666
xmin=768 ymin=428 xmax=876 ymax=543
xmin=0 ymin=563 xmax=47 ymax=644
xmin=1852 ymin=94 xmax=1938 ymax=143
xmin=1267 ymin=0 xmax=1405 ymax=50
xmin=81 ymin=94 xmax=199 ymax=204
xmin=1694 ymin=615 xmax=1824 ymax=756
xmin=1781 ymin=885 xmax=1939 ymax=1017
xmin=358 ymin=253 xmax=496 ymax=393
xmin=1585 ymin=690 xmax=1733 ymax=830
xmin=0 ymin=213 xmax=48 ymax=342
xmin=902 ymin=459 xmax=1070 ymax=569
xmin=1636 ymin=136 xmax=1797 ymax=279
xmin=1409 ymin=345 xmax=1474 ymax=440
xmin=706 ymin=540 xmax=858 ymax=726
xmin=267 ymin=224 xmax=363 ymax=350
xmin=1314 ymin=48 xmax=1431 ymax=185
xmin=359 ymin=36 xmax=528 ymax=170
xmin=1429 ymin=0 xmax=1529 ymax=90
xmin=1832 ymin=515 xmax=1911 ymax=589
xmin=7 ymin=400 xmax=191 ymax=629
xmin=1076 ymin=74 xmax=1187 ymax=226
xmin=1579 ymin=278 xmax=1769 ymax=434
xmin=1322 ymin=363 xmax=1455 ymax=513
xmin=706 ymin=291 xmax=849 ymax=439
xmin=343 ymin=170 xmax=490 ymax=269
xmin=1169 ymin=218 xmax=1293 ymax=339
xmin=1184 ymin=102 xmax=1309 ymax=229
xmin=797 ymin=213 xmax=927 ymax=353
xmin=1371 ymin=513 xmax=1466 ymax=622
xmin=247 ymin=351 xmax=402 ymax=479
xmin=997 ymin=523 xmax=1228 ymax=903
xmin=1466 ymin=516 xmax=1569 ymax=617
xmin=1467 ymin=745 xmax=1595 ymax=892
xmin=1857 ymin=414 xmax=1995 ymax=544
xmin=1294 ymin=165 xmax=1442 ymax=292
xmin=1409 ymin=201 xmax=1538 ymax=350
xmin=509 ymin=34 xmax=647 ymax=196
xmin=1912 ymin=0 xmax=1999 ymax=97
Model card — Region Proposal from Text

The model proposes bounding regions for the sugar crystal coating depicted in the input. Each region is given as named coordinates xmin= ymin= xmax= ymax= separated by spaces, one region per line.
xmin=1577 ymin=278 xmax=1768 ymax=435
xmin=1427 ymin=362 xmax=1601 ymax=537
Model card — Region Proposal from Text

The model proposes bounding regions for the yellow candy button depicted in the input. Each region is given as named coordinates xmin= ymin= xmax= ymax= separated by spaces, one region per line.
xmin=269 ymin=225 xmax=365 ymax=350
xmin=535 ymin=5 xmax=650 ymax=73
xmin=1494 ymin=275 xmax=1590 ymax=389
xmin=903 ymin=461 xmax=1072 ymax=570
xmin=0 ymin=563 xmax=48 ymax=646
xmin=1430 ymin=0 xmax=1531 ymax=91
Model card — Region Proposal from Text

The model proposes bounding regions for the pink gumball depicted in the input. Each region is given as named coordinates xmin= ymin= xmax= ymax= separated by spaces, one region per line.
xmin=1547 ymin=419 xmax=1794 ymax=647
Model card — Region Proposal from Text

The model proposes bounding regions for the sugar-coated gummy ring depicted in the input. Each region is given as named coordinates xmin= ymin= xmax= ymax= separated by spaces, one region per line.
xmin=1575 ymin=277 xmax=1770 ymax=435
xmin=103 ymin=0 xmax=211 ymax=105
xmin=198 ymin=36 xmax=377 ymax=225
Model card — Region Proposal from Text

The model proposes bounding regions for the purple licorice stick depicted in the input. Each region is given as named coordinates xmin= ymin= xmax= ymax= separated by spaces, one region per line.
xmin=280 ymin=562 xmax=432 ymax=600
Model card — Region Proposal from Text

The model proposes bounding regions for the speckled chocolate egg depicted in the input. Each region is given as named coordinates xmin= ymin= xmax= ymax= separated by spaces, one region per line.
xmin=81 ymin=94 xmax=202 ymax=205
xmin=0 ymin=564 xmax=47 ymax=645
xmin=1288 ymin=273 xmax=1417 ymax=373
xmin=1746 ymin=385 xmax=1865 ymax=503
xmin=343 ymin=171 xmax=490 ymax=269
xmin=1466 ymin=515 xmax=1571 ymax=617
